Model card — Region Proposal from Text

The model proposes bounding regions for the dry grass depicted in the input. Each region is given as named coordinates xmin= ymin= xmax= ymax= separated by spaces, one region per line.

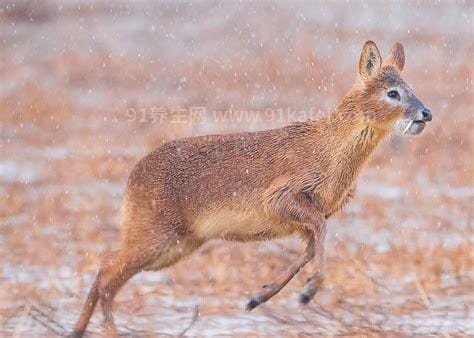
xmin=0 ymin=0 xmax=473 ymax=336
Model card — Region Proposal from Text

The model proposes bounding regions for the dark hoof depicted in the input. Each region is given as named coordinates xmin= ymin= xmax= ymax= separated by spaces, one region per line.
xmin=67 ymin=332 xmax=84 ymax=338
xmin=299 ymin=273 xmax=324 ymax=305
xmin=246 ymin=296 xmax=263 ymax=311
xmin=299 ymin=293 xmax=311 ymax=304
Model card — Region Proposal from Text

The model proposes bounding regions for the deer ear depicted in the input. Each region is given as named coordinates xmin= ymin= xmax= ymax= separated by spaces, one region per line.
xmin=358 ymin=41 xmax=382 ymax=81
xmin=386 ymin=42 xmax=405 ymax=72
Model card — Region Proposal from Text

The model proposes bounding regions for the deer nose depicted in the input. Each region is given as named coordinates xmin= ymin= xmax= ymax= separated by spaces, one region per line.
xmin=421 ymin=108 xmax=432 ymax=122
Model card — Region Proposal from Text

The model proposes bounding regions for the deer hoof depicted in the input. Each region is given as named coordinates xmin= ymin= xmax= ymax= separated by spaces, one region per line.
xmin=299 ymin=286 xmax=320 ymax=305
xmin=246 ymin=295 xmax=264 ymax=311
xmin=299 ymin=293 xmax=312 ymax=304
xmin=300 ymin=272 xmax=324 ymax=305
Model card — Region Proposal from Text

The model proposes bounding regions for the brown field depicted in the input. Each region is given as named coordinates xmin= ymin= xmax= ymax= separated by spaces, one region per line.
xmin=0 ymin=0 xmax=473 ymax=336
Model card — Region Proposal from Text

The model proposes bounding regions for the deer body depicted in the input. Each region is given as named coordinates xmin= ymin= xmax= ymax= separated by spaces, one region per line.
xmin=124 ymin=115 xmax=381 ymax=249
xmin=72 ymin=41 xmax=432 ymax=337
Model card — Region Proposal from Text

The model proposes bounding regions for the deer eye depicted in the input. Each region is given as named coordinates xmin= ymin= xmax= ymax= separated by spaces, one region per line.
xmin=387 ymin=90 xmax=400 ymax=100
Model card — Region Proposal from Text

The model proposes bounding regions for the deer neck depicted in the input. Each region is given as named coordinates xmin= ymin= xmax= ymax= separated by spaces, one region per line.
xmin=316 ymin=99 xmax=389 ymax=209
xmin=329 ymin=92 xmax=389 ymax=174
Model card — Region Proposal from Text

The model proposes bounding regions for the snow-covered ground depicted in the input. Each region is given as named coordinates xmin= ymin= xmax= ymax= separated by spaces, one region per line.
xmin=1 ymin=1 xmax=473 ymax=335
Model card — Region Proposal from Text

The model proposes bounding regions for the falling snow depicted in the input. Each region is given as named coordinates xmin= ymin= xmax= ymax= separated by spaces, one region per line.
xmin=0 ymin=0 xmax=473 ymax=336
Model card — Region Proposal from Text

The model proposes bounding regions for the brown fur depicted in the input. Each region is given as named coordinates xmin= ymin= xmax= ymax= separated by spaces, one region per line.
xmin=71 ymin=41 xmax=429 ymax=337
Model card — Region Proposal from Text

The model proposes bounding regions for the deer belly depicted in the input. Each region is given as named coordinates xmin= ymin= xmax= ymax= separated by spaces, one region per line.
xmin=192 ymin=209 xmax=293 ymax=241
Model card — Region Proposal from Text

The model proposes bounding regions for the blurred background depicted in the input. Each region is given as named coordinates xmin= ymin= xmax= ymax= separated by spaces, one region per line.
xmin=0 ymin=0 xmax=472 ymax=335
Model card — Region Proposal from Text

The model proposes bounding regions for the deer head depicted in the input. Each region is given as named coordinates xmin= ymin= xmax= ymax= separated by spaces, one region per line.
xmin=356 ymin=41 xmax=432 ymax=135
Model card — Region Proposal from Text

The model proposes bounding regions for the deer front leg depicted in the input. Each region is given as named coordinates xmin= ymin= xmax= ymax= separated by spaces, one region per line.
xmin=247 ymin=228 xmax=317 ymax=310
xmin=247 ymin=185 xmax=326 ymax=310
xmin=299 ymin=227 xmax=326 ymax=304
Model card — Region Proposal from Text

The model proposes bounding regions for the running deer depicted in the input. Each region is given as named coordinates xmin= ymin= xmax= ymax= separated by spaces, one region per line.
xmin=72 ymin=41 xmax=432 ymax=336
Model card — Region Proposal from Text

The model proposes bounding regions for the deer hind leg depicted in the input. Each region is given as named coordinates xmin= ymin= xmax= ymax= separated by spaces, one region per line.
xmin=95 ymin=238 xmax=203 ymax=337
xmin=71 ymin=268 xmax=102 ymax=337
xmin=71 ymin=250 xmax=144 ymax=337
xmin=71 ymin=230 xmax=201 ymax=337
xmin=98 ymin=253 xmax=141 ymax=337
